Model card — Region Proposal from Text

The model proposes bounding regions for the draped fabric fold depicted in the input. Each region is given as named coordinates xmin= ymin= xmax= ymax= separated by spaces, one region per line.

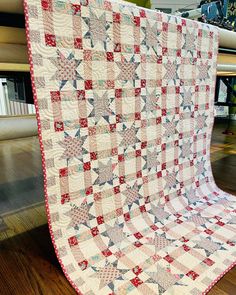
xmin=24 ymin=0 xmax=236 ymax=294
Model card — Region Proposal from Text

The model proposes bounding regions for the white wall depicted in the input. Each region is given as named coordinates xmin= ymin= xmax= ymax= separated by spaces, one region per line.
xmin=151 ymin=0 xmax=199 ymax=13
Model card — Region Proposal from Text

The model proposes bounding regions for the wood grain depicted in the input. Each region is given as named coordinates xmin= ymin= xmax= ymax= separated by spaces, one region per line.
xmin=0 ymin=225 xmax=75 ymax=295
xmin=0 ymin=0 xmax=24 ymax=14
xmin=0 ymin=44 xmax=28 ymax=64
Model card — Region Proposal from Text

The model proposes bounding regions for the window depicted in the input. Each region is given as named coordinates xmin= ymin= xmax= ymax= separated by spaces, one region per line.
xmin=178 ymin=8 xmax=191 ymax=12
xmin=155 ymin=8 xmax=172 ymax=14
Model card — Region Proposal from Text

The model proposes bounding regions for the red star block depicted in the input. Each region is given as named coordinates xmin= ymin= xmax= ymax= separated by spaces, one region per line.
xmin=61 ymin=193 xmax=70 ymax=204
xmin=203 ymin=258 xmax=214 ymax=266
xmin=124 ymin=212 xmax=130 ymax=221
xmin=68 ymin=236 xmax=78 ymax=246
xmin=183 ymin=244 xmax=190 ymax=252
xmin=136 ymin=150 xmax=141 ymax=157
xmin=106 ymin=52 xmax=114 ymax=61
xmin=180 ymin=237 xmax=189 ymax=243
xmin=140 ymin=9 xmax=146 ymax=17
xmin=141 ymin=79 xmax=146 ymax=88
xmin=91 ymin=226 xmax=99 ymax=237
xmin=164 ymin=255 xmax=174 ymax=263
xmin=162 ymin=22 xmax=168 ymax=32
xmin=165 ymin=195 xmax=170 ymax=202
xmin=116 ymin=114 xmax=122 ymax=123
xmin=77 ymin=90 xmax=85 ymax=100
xmin=141 ymin=141 xmax=147 ymax=149
xmin=74 ymin=38 xmax=83 ymax=49
xmin=72 ymin=4 xmax=81 ymax=15
xmin=175 ymin=213 xmax=182 ymax=218
xmin=177 ymin=25 xmax=182 ymax=32
xmin=135 ymin=112 xmax=141 ymax=120
xmin=115 ymin=88 xmax=122 ymax=98
xmin=162 ymin=109 xmax=167 ymax=116
xmin=162 ymin=47 xmax=168 ymax=55
xmin=139 ymin=205 xmax=146 ymax=213
xmin=114 ymin=43 xmax=121 ymax=52
xmin=186 ymin=270 xmax=199 ymax=280
xmin=133 ymin=266 xmax=142 ymax=275
xmin=162 ymin=163 xmax=166 ymax=170
xmin=83 ymin=162 xmax=91 ymax=171
xmin=85 ymin=186 xmax=93 ymax=196
xmin=97 ymin=215 xmax=104 ymax=225
xmin=119 ymin=176 xmax=125 ymax=184
xmin=45 ymin=34 xmax=56 ymax=47
xmin=113 ymin=12 xmax=121 ymax=23
xmin=150 ymin=224 xmax=158 ymax=231
xmin=118 ymin=154 xmax=125 ymax=162
xmin=186 ymin=206 xmax=193 ymax=211
xmin=136 ymin=171 xmax=142 ymax=178
xmin=216 ymin=221 xmax=225 ymax=226
xmin=78 ymin=260 xmax=88 ymax=271
xmin=157 ymin=56 xmax=162 ymax=64
xmin=134 ymin=16 xmax=140 ymax=27
xmin=41 ymin=0 xmax=52 ymax=11
xmin=110 ymin=124 xmax=116 ymax=132
xmin=85 ymin=80 xmax=93 ymax=90
xmin=204 ymin=229 xmax=214 ymax=235
xmin=134 ymin=232 xmax=143 ymax=240
xmin=90 ymin=152 xmax=97 ymax=161
xmin=131 ymin=277 xmax=143 ymax=287
xmin=134 ymin=241 xmax=143 ymax=248
xmin=79 ymin=118 xmax=88 ymax=128
xmin=102 ymin=249 xmax=112 ymax=257
xmin=114 ymin=186 xmax=120 ymax=194
xmin=161 ymin=87 xmax=167 ymax=94
xmin=50 ymin=91 xmax=61 ymax=102
xmin=135 ymin=88 xmax=141 ymax=96
xmin=54 ymin=121 xmax=64 ymax=132
xmin=59 ymin=167 xmax=68 ymax=177
xmin=156 ymin=117 xmax=161 ymax=124
xmin=157 ymin=171 xmax=162 ymax=178
xmin=134 ymin=45 xmax=140 ymax=54
xmin=227 ymin=241 xmax=235 ymax=246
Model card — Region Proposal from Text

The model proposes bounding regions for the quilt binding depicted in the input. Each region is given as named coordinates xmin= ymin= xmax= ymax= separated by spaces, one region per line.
xmin=23 ymin=0 xmax=236 ymax=294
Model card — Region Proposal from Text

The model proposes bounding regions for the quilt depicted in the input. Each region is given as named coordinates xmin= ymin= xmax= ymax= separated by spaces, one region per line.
xmin=24 ymin=0 xmax=236 ymax=294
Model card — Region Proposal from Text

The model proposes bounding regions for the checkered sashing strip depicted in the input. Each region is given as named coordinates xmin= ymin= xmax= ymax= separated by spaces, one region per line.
xmin=24 ymin=0 xmax=236 ymax=294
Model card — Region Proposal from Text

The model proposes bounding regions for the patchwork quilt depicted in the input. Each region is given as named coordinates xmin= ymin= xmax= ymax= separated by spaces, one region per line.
xmin=24 ymin=0 xmax=236 ymax=294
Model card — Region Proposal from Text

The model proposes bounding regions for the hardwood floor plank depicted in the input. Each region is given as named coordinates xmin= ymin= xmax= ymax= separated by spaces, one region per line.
xmin=0 ymin=226 xmax=76 ymax=295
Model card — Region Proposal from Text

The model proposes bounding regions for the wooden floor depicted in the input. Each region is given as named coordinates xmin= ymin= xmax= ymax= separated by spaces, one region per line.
xmin=0 ymin=119 xmax=235 ymax=294
xmin=0 ymin=136 xmax=43 ymax=215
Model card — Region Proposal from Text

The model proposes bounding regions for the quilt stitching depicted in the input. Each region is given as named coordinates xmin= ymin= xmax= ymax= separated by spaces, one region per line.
xmin=24 ymin=0 xmax=236 ymax=294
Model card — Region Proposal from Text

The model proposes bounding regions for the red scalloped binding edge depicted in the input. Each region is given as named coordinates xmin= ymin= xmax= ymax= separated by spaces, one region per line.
xmin=23 ymin=1 xmax=82 ymax=293
xmin=23 ymin=1 xmax=235 ymax=294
